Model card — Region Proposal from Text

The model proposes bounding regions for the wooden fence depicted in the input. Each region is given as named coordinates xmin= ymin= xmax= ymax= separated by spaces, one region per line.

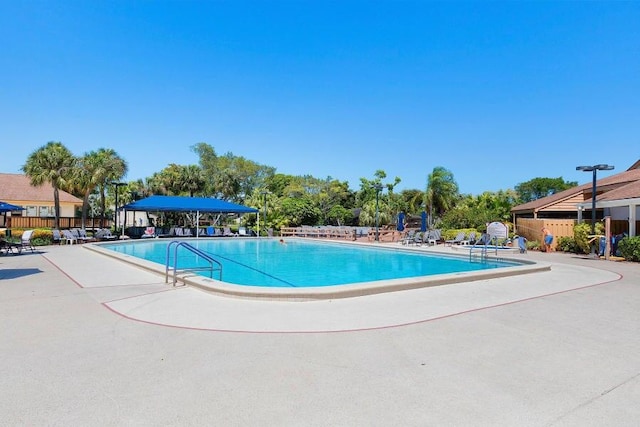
xmin=516 ymin=217 xmax=635 ymax=250
xmin=6 ymin=217 xmax=111 ymax=229
xmin=515 ymin=218 xmax=575 ymax=251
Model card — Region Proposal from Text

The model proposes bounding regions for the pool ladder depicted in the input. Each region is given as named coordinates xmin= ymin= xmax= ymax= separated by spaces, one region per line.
xmin=165 ymin=241 xmax=222 ymax=286
xmin=469 ymin=244 xmax=488 ymax=262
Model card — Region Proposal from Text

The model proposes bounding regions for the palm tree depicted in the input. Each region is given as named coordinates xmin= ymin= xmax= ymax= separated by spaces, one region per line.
xmin=425 ymin=166 xmax=459 ymax=225
xmin=75 ymin=149 xmax=125 ymax=229
xmin=88 ymin=149 xmax=128 ymax=227
xmin=22 ymin=141 xmax=76 ymax=229
xmin=178 ymin=164 xmax=205 ymax=197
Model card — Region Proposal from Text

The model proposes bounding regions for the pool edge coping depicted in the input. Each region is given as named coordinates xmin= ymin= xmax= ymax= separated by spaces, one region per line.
xmin=84 ymin=239 xmax=550 ymax=301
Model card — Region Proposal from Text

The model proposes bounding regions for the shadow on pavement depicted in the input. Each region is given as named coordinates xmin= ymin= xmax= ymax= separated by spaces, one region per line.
xmin=0 ymin=268 xmax=43 ymax=280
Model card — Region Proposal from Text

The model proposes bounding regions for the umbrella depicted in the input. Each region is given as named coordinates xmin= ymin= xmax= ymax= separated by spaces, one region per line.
xmin=0 ymin=201 xmax=23 ymax=213
xmin=421 ymin=211 xmax=427 ymax=232
xmin=397 ymin=212 xmax=405 ymax=231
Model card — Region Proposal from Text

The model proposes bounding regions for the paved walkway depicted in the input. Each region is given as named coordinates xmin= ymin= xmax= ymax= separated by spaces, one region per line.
xmin=1 ymin=243 xmax=638 ymax=426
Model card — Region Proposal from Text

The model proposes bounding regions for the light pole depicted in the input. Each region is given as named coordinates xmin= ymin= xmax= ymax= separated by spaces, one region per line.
xmin=576 ymin=164 xmax=614 ymax=255
xmin=110 ymin=182 xmax=126 ymax=234
xmin=373 ymin=184 xmax=383 ymax=242
xmin=260 ymin=190 xmax=269 ymax=237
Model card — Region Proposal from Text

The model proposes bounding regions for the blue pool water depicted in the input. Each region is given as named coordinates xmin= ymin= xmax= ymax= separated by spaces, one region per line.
xmin=102 ymin=239 xmax=520 ymax=288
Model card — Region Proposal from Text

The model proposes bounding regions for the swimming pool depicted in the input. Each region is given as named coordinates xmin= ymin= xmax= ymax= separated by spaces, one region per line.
xmin=100 ymin=238 xmax=524 ymax=288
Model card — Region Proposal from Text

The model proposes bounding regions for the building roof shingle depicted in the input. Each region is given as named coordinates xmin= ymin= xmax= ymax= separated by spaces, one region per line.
xmin=511 ymin=167 xmax=640 ymax=213
xmin=0 ymin=173 xmax=83 ymax=204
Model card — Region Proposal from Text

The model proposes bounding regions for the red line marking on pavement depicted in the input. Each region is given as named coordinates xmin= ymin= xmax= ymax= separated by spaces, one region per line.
xmin=42 ymin=254 xmax=85 ymax=288
xmin=101 ymin=273 xmax=623 ymax=335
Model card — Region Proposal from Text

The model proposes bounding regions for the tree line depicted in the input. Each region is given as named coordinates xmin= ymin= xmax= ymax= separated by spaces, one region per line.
xmin=21 ymin=141 xmax=577 ymax=232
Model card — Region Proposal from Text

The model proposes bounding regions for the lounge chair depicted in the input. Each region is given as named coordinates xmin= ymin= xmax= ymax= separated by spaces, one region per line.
xmin=223 ymin=227 xmax=236 ymax=237
xmin=238 ymin=227 xmax=248 ymax=237
xmin=461 ymin=231 xmax=476 ymax=246
xmin=20 ymin=230 xmax=37 ymax=252
xmin=427 ymin=229 xmax=441 ymax=246
xmin=0 ymin=238 xmax=22 ymax=255
xmin=52 ymin=229 xmax=62 ymax=245
xmin=77 ymin=228 xmax=95 ymax=242
xmin=445 ymin=231 xmax=466 ymax=245
xmin=62 ymin=229 xmax=78 ymax=245
xmin=141 ymin=227 xmax=156 ymax=238
xmin=182 ymin=228 xmax=193 ymax=237
xmin=400 ymin=230 xmax=416 ymax=245
xmin=474 ymin=233 xmax=491 ymax=246
xmin=71 ymin=228 xmax=92 ymax=243
xmin=95 ymin=228 xmax=117 ymax=241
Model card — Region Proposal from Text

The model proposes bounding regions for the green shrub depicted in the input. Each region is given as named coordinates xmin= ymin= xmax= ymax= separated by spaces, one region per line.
xmin=2 ymin=228 xmax=53 ymax=246
xmin=618 ymin=236 xmax=640 ymax=262
xmin=573 ymin=222 xmax=604 ymax=254
xmin=527 ymin=240 xmax=541 ymax=251
xmin=441 ymin=228 xmax=477 ymax=241
xmin=556 ymin=236 xmax=580 ymax=253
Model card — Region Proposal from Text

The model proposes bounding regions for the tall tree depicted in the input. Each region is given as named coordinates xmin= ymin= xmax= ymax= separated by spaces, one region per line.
xmin=192 ymin=142 xmax=275 ymax=202
xmin=75 ymin=149 xmax=127 ymax=229
xmin=94 ymin=149 xmax=128 ymax=226
xmin=425 ymin=166 xmax=459 ymax=223
xmin=22 ymin=141 xmax=76 ymax=229
xmin=515 ymin=177 xmax=578 ymax=203
xmin=178 ymin=164 xmax=205 ymax=197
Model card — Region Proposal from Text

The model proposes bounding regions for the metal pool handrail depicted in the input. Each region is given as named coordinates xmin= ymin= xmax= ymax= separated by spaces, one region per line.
xmin=165 ymin=240 xmax=222 ymax=286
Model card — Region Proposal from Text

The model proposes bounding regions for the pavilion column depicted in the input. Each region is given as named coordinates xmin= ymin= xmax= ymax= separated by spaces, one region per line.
xmin=630 ymin=204 xmax=637 ymax=237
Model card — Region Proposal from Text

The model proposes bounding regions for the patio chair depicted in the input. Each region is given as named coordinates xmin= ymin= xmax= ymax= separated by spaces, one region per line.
xmin=20 ymin=230 xmax=37 ymax=252
xmin=461 ymin=231 xmax=476 ymax=245
xmin=223 ymin=227 xmax=236 ymax=237
xmin=428 ymin=229 xmax=442 ymax=246
xmin=445 ymin=231 xmax=466 ymax=245
xmin=52 ymin=229 xmax=62 ymax=245
xmin=409 ymin=231 xmax=423 ymax=245
xmin=61 ymin=229 xmax=78 ymax=245
xmin=0 ymin=238 xmax=22 ymax=255
xmin=95 ymin=228 xmax=117 ymax=241
xmin=400 ymin=230 xmax=416 ymax=245
xmin=141 ymin=227 xmax=156 ymax=238
xmin=71 ymin=229 xmax=92 ymax=243
xmin=77 ymin=228 xmax=95 ymax=242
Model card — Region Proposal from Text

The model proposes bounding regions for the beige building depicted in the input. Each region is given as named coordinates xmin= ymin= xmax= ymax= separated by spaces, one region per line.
xmin=511 ymin=160 xmax=640 ymax=241
xmin=0 ymin=173 xmax=83 ymax=228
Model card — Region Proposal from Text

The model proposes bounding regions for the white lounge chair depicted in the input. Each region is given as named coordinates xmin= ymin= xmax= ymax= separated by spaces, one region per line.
xmin=20 ymin=230 xmax=37 ymax=252
xmin=445 ymin=231 xmax=466 ymax=245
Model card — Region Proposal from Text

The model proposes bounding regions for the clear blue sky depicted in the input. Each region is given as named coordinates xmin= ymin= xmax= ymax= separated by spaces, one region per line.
xmin=2 ymin=1 xmax=638 ymax=195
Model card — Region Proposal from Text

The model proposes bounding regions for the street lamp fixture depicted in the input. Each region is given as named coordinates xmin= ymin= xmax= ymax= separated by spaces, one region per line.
xmin=576 ymin=164 xmax=614 ymax=256
xmin=373 ymin=183 xmax=383 ymax=242
xmin=110 ymin=181 xmax=126 ymax=234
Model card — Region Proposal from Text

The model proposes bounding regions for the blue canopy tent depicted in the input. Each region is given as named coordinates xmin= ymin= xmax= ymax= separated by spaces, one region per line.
xmin=0 ymin=201 xmax=23 ymax=231
xmin=0 ymin=201 xmax=24 ymax=213
xmin=121 ymin=195 xmax=259 ymax=238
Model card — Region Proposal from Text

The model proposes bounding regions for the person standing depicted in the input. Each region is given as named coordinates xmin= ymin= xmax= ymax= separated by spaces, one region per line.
xmin=542 ymin=227 xmax=553 ymax=252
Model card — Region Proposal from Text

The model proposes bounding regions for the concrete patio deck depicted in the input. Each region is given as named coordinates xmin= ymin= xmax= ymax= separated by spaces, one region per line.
xmin=1 ymin=242 xmax=638 ymax=425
